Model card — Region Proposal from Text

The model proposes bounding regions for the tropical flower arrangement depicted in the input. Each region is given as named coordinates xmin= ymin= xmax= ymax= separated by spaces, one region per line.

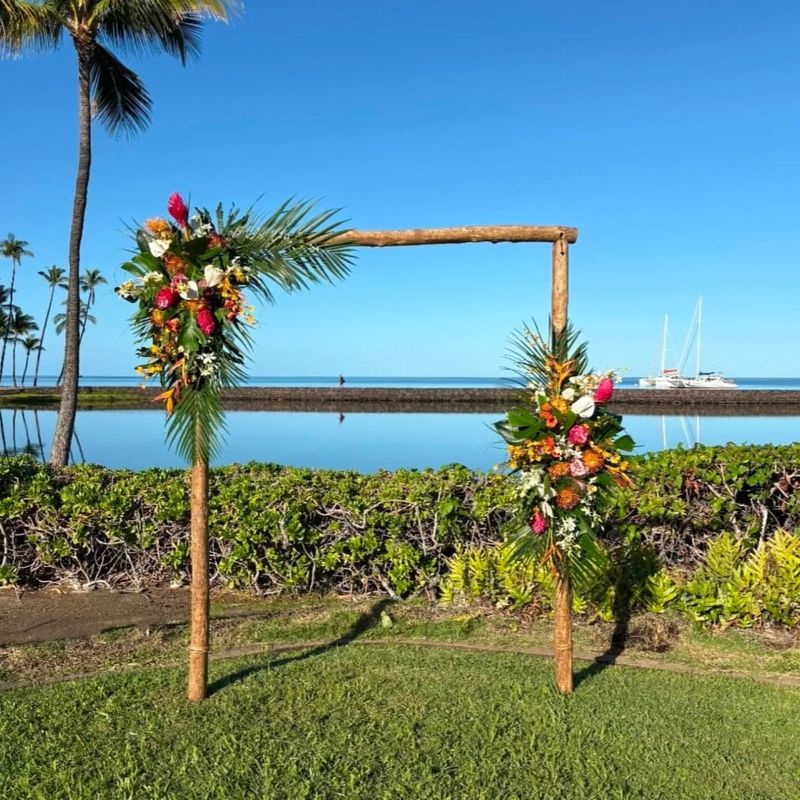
xmin=495 ymin=322 xmax=635 ymax=579
xmin=116 ymin=193 xmax=353 ymax=463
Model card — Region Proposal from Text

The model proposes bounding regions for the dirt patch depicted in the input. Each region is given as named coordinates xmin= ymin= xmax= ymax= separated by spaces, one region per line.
xmin=0 ymin=586 xmax=272 ymax=645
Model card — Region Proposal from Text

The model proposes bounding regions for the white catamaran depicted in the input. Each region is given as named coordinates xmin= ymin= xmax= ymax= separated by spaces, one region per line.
xmin=640 ymin=299 xmax=737 ymax=389
xmin=638 ymin=315 xmax=686 ymax=388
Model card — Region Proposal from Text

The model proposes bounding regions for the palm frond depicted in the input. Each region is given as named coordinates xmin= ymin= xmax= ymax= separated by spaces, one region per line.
xmin=90 ymin=42 xmax=151 ymax=136
xmin=0 ymin=0 xmax=62 ymax=55
xmin=165 ymin=383 xmax=226 ymax=464
xmin=504 ymin=318 xmax=589 ymax=394
xmin=239 ymin=199 xmax=355 ymax=302
xmin=95 ymin=1 xmax=237 ymax=62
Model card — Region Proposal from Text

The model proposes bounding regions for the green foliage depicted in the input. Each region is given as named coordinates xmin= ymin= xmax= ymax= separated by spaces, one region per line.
xmin=1 ymin=442 xmax=799 ymax=629
xmin=0 ymin=458 xmax=512 ymax=595
xmin=681 ymin=530 xmax=800 ymax=627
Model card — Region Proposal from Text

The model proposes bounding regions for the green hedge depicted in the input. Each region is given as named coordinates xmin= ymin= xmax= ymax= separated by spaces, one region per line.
xmin=0 ymin=443 xmax=798 ymax=617
xmin=0 ymin=459 xmax=513 ymax=594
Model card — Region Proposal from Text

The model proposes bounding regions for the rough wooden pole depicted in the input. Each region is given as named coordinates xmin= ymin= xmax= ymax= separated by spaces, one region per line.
xmin=551 ymin=232 xmax=569 ymax=335
xmin=551 ymin=233 xmax=573 ymax=695
xmin=187 ymin=434 xmax=210 ymax=702
xmin=330 ymin=224 xmax=578 ymax=248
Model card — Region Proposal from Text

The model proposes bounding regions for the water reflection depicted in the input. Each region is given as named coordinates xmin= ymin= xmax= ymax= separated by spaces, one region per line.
xmin=1 ymin=409 xmax=797 ymax=472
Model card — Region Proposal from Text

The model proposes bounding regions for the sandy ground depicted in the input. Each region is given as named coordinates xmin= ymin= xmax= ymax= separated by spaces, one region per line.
xmin=0 ymin=586 xmax=261 ymax=645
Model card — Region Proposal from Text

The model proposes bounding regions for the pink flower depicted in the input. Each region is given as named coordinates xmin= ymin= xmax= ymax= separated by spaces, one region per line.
xmin=167 ymin=193 xmax=189 ymax=229
xmin=567 ymin=424 xmax=590 ymax=446
xmin=594 ymin=376 xmax=614 ymax=404
xmin=530 ymin=509 xmax=547 ymax=535
xmin=196 ymin=307 xmax=216 ymax=336
xmin=170 ymin=272 xmax=188 ymax=289
xmin=569 ymin=458 xmax=588 ymax=477
xmin=154 ymin=287 xmax=179 ymax=310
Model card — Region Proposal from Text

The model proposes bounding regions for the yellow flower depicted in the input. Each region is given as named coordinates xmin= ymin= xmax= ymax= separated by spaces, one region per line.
xmin=550 ymin=396 xmax=569 ymax=415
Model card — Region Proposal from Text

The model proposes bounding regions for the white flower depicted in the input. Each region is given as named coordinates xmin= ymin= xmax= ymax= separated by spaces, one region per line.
xmin=561 ymin=387 xmax=576 ymax=401
xmin=570 ymin=395 xmax=595 ymax=418
xmin=204 ymin=265 xmax=225 ymax=287
xmin=148 ymin=239 xmax=171 ymax=258
xmin=142 ymin=271 xmax=166 ymax=286
xmin=115 ymin=281 xmax=140 ymax=301
xmin=179 ymin=280 xmax=200 ymax=300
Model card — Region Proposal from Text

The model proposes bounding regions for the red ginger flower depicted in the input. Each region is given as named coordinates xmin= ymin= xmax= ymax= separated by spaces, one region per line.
xmin=155 ymin=287 xmax=179 ymax=309
xmin=196 ymin=307 xmax=216 ymax=336
xmin=167 ymin=193 xmax=189 ymax=229
xmin=594 ymin=376 xmax=614 ymax=403
xmin=531 ymin=509 xmax=547 ymax=535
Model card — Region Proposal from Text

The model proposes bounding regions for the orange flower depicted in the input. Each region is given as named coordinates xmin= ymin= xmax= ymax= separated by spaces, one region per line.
xmin=145 ymin=218 xmax=172 ymax=237
xmin=583 ymin=448 xmax=605 ymax=474
xmin=555 ymin=484 xmax=581 ymax=510
xmin=150 ymin=309 xmax=166 ymax=327
xmin=163 ymin=253 xmax=186 ymax=275
xmin=549 ymin=462 xmax=571 ymax=480
xmin=543 ymin=436 xmax=558 ymax=457
xmin=543 ymin=413 xmax=558 ymax=429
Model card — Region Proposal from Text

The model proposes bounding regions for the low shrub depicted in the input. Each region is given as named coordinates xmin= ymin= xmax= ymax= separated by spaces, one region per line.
xmin=0 ymin=442 xmax=798 ymax=629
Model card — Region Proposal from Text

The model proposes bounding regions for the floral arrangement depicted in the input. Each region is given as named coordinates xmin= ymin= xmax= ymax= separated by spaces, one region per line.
xmin=116 ymin=193 xmax=353 ymax=463
xmin=117 ymin=193 xmax=255 ymax=413
xmin=496 ymin=322 xmax=635 ymax=577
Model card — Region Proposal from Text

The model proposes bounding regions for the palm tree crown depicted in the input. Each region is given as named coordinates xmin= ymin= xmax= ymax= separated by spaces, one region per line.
xmin=0 ymin=233 xmax=34 ymax=385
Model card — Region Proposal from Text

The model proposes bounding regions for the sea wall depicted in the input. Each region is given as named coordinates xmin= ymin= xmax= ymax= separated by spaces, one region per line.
xmin=1 ymin=386 xmax=799 ymax=415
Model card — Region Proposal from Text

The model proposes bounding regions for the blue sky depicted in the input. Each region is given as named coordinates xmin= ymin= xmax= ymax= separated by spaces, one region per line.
xmin=1 ymin=0 xmax=798 ymax=378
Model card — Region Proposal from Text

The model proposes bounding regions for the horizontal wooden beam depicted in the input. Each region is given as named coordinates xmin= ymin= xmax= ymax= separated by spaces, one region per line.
xmin=330 ymin=225 xmax=578 ymax=247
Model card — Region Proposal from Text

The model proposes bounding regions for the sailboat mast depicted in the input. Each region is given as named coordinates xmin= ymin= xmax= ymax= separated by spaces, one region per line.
xmin=696 ymin=296 xmax=702 ymax=378
xmin=661 ymin=314 xmax=668 ymax=374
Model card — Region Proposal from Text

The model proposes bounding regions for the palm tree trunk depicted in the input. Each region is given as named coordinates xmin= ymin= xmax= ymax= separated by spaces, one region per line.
xmin=33 ymin=287 xmax=55 ymax=387
xmin=0 ymin=260 xmax=17 ymax=385
xmin=34 ymin=410 xmax=44 ymax=461
xmin=12 ymin=338 xmax=18 ymax=387
xmin=21 ymin=351 xmax=31 ymax=387
xmin=50 ymin=42 xmax=92 ymax=466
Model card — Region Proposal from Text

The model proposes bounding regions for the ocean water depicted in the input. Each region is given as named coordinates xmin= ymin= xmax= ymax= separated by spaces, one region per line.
xmin=4 ymin=375 xmax=800 ymax=390
xmin=3 ymin=407 xmax=798 ymax=472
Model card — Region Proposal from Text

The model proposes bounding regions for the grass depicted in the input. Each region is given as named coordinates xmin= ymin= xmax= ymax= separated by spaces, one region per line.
xmin=1 ymin=643 xmax=798 ymax=799
xmin=0 ymin=388 xmax=148 ymax=409
xmin=2 ymin=595 xmax=799 ymax=687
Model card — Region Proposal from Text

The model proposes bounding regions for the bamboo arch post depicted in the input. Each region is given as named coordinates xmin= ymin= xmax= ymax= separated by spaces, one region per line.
xmin=188 ymin=418 xmax=210 ymax=702
xmin=551 ymin=232 xmax=573 ymax=695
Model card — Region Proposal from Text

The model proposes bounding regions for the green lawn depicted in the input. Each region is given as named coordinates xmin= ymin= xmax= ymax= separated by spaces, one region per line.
xmin=1 ymin=644 xmax=798 ymax=799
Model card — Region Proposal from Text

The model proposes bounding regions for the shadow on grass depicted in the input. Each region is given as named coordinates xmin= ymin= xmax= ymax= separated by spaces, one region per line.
xmin=208 ymin=598 xmax=395 ymax=697
xmin=573 ymin=585 xmax=632 ymax=689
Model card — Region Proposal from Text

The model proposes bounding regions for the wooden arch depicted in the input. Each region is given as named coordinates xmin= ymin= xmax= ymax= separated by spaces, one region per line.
xmin=336 ymin=222 xmax=578 ymax=694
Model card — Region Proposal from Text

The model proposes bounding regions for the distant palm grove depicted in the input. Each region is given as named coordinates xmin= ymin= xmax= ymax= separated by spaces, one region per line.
xmin=0 ymin=233 xmax=105 ymax=389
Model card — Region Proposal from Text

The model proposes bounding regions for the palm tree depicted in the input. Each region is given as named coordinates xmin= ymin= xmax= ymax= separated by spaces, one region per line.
xmin=20 ymin=335 xmax=43 ymax=386
xmin=34 ymin=265 xmax=65 ymax=387
xmin=79 ymin=268 xmax=106 ymax=345
xmin=54 ymin=299 xmax=95 ymax=337
xmin=0 ymin=234 xmax=33 ymax=385
xmin=1 ymin=1 xmax=236 ymax=466
xmin=7 ymin=310 xmax=38 ymax=387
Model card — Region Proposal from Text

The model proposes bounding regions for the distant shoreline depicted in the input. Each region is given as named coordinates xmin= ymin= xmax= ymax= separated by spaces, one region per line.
xmin=1 ymin=386 xmax=799 ymax=416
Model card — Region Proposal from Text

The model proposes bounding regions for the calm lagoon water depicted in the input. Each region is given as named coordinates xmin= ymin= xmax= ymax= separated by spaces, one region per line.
xmin=3 ymin=408 xmax=798 ymax=472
